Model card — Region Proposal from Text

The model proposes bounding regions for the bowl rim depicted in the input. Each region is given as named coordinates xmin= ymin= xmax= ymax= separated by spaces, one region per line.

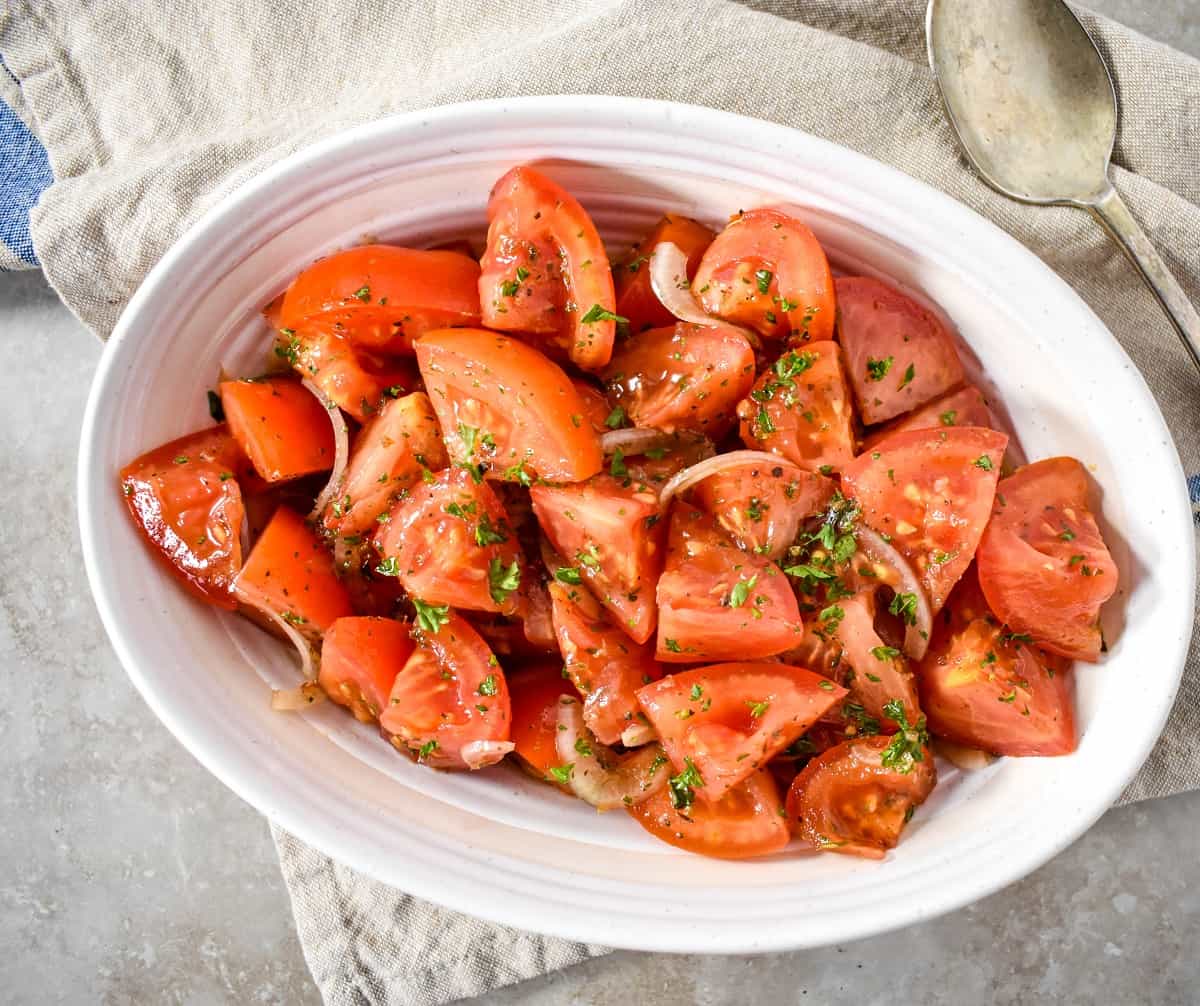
xmin=77 ymin=94 xmax=1195 ymax=953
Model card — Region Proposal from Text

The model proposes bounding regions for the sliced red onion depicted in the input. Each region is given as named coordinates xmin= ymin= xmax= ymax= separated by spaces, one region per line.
xmin=934 ymin=737 xmax=996 ymax=771
xmin=855 ymin=524 xmax=933 ymax=661
xmin=461 ymin=740 xmax=516 ymax=770
xmin=244 ymin=598 xmax=319 ymax=681
xmin=555 ymin=697 xmax=668 ymax=810
xmin=620 ymin=722 xmax=657 ymax=748
xmin=270 ymin=681 xmax=326 ymax=711
xmin=302 ymin=378 xmax=350 ymax=522
xmin=649 ymin=242 xmax=760 ymax=347
xmin=598 ymin=427 xmax=676 ymax=457
xmin=658 ymin=449 xmax=789 ymax=509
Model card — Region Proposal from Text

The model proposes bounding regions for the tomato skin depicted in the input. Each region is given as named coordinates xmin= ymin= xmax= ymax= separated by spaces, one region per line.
xmin=603 ymin=322 xmax=756 ymax=436
xmin=415 ymin=328 xmax=603 ymax=484
xmin=372 ymin=467 xmax=523 ymax=616
xmin=324 ymin=392 xmax=448 ymax=535
xmin=692 ymin=457 xmax=835 ymax=561
xmin=738 ymin=342 xmax=856 ymax=472
xmin=840 ymin=426 xmax=1008 ymax=612
xmin=234 ymin=506 xmax=354 ymax=635
xmin=835 ymin=276 xmax=965 ymax=426
xmin=628 ymin=768 xmax=790 ymax=860
xmin=280 ymin=245 xmax=481 ymax=354
xmin=786 ymin=734 xmax=935 ymax=859
xmin=548 ymin=581 xmax=664 ymax=746
xmin=508 ymin=662 xmax=578 ymax=782
xmin=655 ymin=503 xmax=804 ymax=662
xmin=693 ymin=208 xmax=836 ymax=342
xmin=479 ymin=166 xmax=616 ymax=371
xmin=379 ymin=612 xmax=511 ymax=770
xmin=614 ymin=214 xmax=715 ymax=334
xmin=976 ymin=457 xmax=1117 ymax=662
xmin=120 ymin=426 xmax=248 ymax=609
xmin=319 ymin=616 xmax=415 ymax=723
xmin=531 ymin=476 xmax=665 ymax=645
xmin=288 ymin=325 xmax=419 ymax=423
xmin=570 ymin=378 xmax=614 ymax=434
xmin=861 ymin=383 xmax=997 ymax=451
xmin=636 ymin=662 xmax=847 ymax=801
xmin=219 ymin=377 xmax=335 ymax=483
xmin=917 ymin=568 xmax=1075 ymax=755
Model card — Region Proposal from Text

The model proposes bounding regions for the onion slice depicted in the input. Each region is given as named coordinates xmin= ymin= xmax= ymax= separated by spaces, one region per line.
xmin=555 ymin=697 xmax=669 ymax=810
xmin=649 ymin=243 xmax=760 ymax=349
xmin=243 ymin=597 xmax=319 ymax=681
xmin=271 ymin=681 xmax=326 ymax=711
xmin=598 ymin=427 xmax=675 ymax=457
xmin=854 ymin=524 xmax=933 ymax=661
xmin=934 ymin=737 xmax=997 ymax=772
xmin=658 ymin=449 xmax=788 ymax=509
xmin=461 ymin=740 xmax=516 ymax=770
xmin=302 ymin=378 xmax=351 ymax=523
xmin=620 ymin=722 xmax=657 ymax=748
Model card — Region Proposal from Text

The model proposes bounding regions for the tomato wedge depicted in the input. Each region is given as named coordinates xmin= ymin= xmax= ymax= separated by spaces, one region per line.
xmin=570 ymin=378 xmax=614 ymax=434
xmin=636 ymin=662 xmax=846 ymax=801
xmin=655 ymin=503 xmax=804 ymax=662
xmin=508 ymin=662 xmax=578 ymax=782
xmin=693 ymin=208 xmax=836 ymax=342
xmin=120 ymin=426 xmax=248 ymax=609
xmin=415 ymin=328 xmax=603 ymax=484
xmin=614 ymin=214 xmax=715 ymax=334
xmin=279 ymin=245 xmax=481 ymax=354
xmin=373 ymin=467 xmax=523 ymax=616
xmin=835 ymin=276 xmax=965 ymax=426
xmin=319 ymin=616 xmax=415 ymax=723
xmin=917 ymin=567 xmax=1075 ymax=755
xmin=628 ymin=768 xmax=790 ymax=859
xmin=219 ymin=377 xmax=335 ymax=483
xmin=737 ymin=343 xmax=856 ymax=472
xmin=693 ymin=458 xmax=835 ymax=561
xmin=603 ymin=322 xmax=756 ymax=436
xmin=548 ymin=580 xmax=663 ymax=746
xmin=380 ymin=611 xmax=511 ymax=770
xmin=234 ymin=506 xmax=353 ymax=635
xmin=479 ymin=166 xmax=616 ymax=371
xmin=840 ymin=426 xmax=1008 ymax=612
xmin=531 ymin=475 xmax=665 ymax=644
xmin=323 ymin=392 xmax=447 ymax=535
xmin=976 ymin=457 xmax=1117 ymax=661
xmin=786 ymin=733 xmax=935 ymax=859
xmin=862 ymin=383 xmax=997 ymax=451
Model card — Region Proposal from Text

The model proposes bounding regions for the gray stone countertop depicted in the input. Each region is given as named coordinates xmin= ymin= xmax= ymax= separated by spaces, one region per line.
xmin=3 ymin=4 xmax=1199 ymax=1000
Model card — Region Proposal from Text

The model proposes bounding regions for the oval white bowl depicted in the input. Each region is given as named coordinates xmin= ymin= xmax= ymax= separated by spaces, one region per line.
xmin=78 ymin=96 xmax=1194 ymax=953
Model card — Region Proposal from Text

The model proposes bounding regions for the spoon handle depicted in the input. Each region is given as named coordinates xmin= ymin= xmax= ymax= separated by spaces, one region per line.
xmin=1088 ymin=183 xmax=1200 ymax=375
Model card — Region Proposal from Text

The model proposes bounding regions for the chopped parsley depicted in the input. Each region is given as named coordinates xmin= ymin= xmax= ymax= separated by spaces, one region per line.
xmin=375 ymin=556 xmax=401 ymax=577
xmin=939 ymin=409 xmax=958 ymax=426
xmin=866 ymin=356 xmax=893 ymax=381
xmin=728 ymin=574 xmax=758 ymax=608
xmin=754 ymin=268 xmax=773 ymax=294
xmin=604 ymin=405 xmax=627 ymax=429
xmin=888 ymin=592 xmax=919 ymax=626
xmin=871 ymin=645 xmax=901 ymax=661
xmin=898 ymin=363 xmax=915 ymax=389
xmin=351 ymin=285 xmax=371 ymax=302
xmin=879 ymin=700 xmax=929 ymax=774
xmin=745 ymin=698 xmax=770 ymax=718
xmin=610 ymin=448 xmax=628 ymax=479
xmin=477 ymin=674 xmax=499 ymax=697
xmin=668 ymin=758 xmax=704 ymax=811
xmin=416 ymin=739 xmax=439 ymax=759
xmin=664 ymin=638 xmax=683 ymax=653
xmin=548 ymin=763 xmax=574 ymax=784
xmin=412 ymin=598 xmax=450 ymax=634
xmin=973 ymin=454 xmax=994 ymax=471
xmin=488 ymin=557 xmax=521 ymax=605
xmin=580 ymin=304 xmax=628 ymax=325
xmin=474 ymin=513 xmax=508 ymax=547
xmin=554 ymin=566 xmax=582 ymax=585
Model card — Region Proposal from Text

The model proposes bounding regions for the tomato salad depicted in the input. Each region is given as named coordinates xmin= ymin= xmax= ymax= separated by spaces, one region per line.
xmin=120 ymin=165 xmax=1119 ymax=861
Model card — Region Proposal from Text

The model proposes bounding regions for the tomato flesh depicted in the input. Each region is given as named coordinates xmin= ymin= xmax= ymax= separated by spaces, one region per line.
xmin=120 ymin=426 xmax=248 ymax=609
xmin=286 ymin=324 xmax=419 ymax=423
xmin=319 ymin=616 xmax=415 ymax=723
xmin=614 ymin=214 xmax=715 ymax=334
xmin=693 ymin=208 xmax=836 ymax=342
xmin=862 ymin=383 xmax=997 ymax=450
xmin=219 ymin=377 xmax=335 ymax=483
xmin=977 ymin=457 xmax=1117 ymax=662
xmin=508 ymin=662 xmax=578 ymax=782
xmin=636 ymin=662 xmax=846 ymax=801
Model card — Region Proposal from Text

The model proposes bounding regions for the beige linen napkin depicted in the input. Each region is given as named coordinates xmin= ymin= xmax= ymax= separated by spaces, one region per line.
xmin=4 ymin=1 xmax=1198 ymax=1002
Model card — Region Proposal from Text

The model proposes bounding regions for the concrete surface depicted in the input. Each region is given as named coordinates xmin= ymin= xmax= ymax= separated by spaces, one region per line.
xmin=2 ymin=3 xmax=1198 ymax=1002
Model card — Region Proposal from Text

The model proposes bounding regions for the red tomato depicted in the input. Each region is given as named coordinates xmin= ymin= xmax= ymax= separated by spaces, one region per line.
xmin=329 ymin=535 xmax=405 ymax=618
xmin=976 ymin=457 xmax=1117 ymax=662
xmin=628 ymin=768 xmax=790 ymax=860
xmin=415 ymin=328 xmax=603 ymax=484
xmin=508 ymin=662 xmax=578 ymax=782
xmin=917 ymin=567 xmax=1075 ymax=755
xmin=279 ymin=245 xmax=481 ymax=354
xmin=219 ymin=377 xmax=335 ymax=483
xmin=479 ymin=166 xmax=616 ymax=371
xmin=692 ymin=457 xmax=835 ymax=561
xmin=603 ymin=322 xmax=756 ymax=436
xmin=835 ymin=276 xmax=965 ymax=426
xmin=286 ymin=325 xmax=419 ymax=423
xmin=570 ymin=378 xmax=614 ymax=434
xmin=548 ymin=580 xmax=664 ymax=746
xmin=636 ymin=662 xmax=847 ymax=801
xmin=861 ymin=383 xmax=997 ymax=450
xmin=692 ymin=208 xmax=836 ymax=342
xmin=531 ymin=475 xmax=665 ymax=645
xmin=324 ymin=392 xmax=447 ymax=535
xmin=319 ymin=616 xmax=415 ymax=723
xmin=737 ymin=343 xmax=856 ymax=472
xmin=840 ymin=427 xmax=1008 ymax=612
xmin=614 ymin=214 xmax=715 ymax=334
xmin=120 ymin=426 xmax=248 ymax=609
xmin=619 ymin=432 xmax=714 ymax=490
xmin=234 ymin=506 xmax=353 ymax=635
xmin=655 ymin=503 xmax=804 ymax=662
xmin=786 ymin=734 xmax=935 ymax=859
xmin=379 ymin=612 xmax=511 ymax=770
xmin=372 ymin=467 xmax=523 ymax=616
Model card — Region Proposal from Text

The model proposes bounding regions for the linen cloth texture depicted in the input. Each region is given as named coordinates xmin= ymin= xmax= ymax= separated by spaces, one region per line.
xmin=3 ymin=1 xmax=1198 ymax=1003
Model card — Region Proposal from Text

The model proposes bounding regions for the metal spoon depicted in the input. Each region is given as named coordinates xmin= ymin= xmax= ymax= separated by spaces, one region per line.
xmin=927 ymin=0 xmax=1200 ymax=374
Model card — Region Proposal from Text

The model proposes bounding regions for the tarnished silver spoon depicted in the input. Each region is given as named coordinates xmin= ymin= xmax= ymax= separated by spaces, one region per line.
xmin=927 ymin=0 xmax=1200 ymax=374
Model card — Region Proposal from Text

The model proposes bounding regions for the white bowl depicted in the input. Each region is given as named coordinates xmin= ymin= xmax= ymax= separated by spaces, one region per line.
xmin=78 ymin=96 xmax=1194 ymax=953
